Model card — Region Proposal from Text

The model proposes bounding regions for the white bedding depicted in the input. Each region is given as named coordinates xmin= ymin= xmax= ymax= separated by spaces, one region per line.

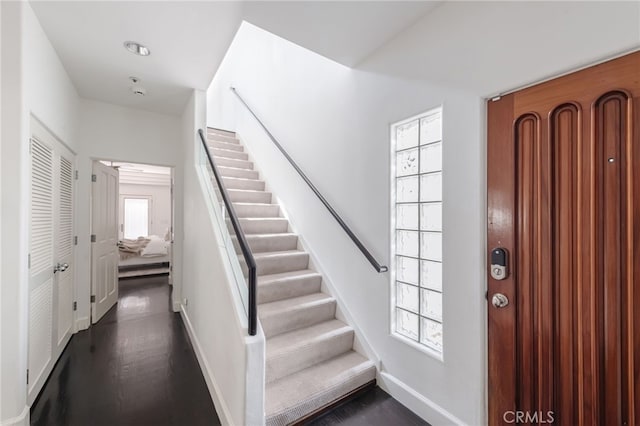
xmin=141 ymin=235 xmax=169 ymax=257
xmin=119 ymin=235 xmax=172 ymax=267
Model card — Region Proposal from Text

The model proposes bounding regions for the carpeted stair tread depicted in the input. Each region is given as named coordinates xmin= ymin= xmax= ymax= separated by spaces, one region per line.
xmin=212 ymin=147 xmax=249 ymax=161
xmin=244 ymin=233 xmax=298 ymax=253
xmin=257 ymin=269 xmax=322 ymax=303
xmin=265 ymin=351 xmax=376 ymax=426
xmin=209 ymin=140 xmax=244 ymax=152
xmin=254 ymin=250 xmax=309 ymax=275
xmin=258 ymin=293 xmax=336 ymax=337
xmin=266 ymin=319 xmax=354 ymax=383
xmin=223 ymin=176 xmax=265 ymax=191
xmin=217 ymin=166 xmax=259 ymax=180
xmin=213 ymin=156 xmax=253 ymax=170
xmin=233 ymin=203 xmax=280 ymax=218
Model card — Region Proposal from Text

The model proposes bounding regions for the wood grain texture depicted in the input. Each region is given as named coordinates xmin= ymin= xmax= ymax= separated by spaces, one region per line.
xmin=488 ymin=51 xmax=640 ymax=426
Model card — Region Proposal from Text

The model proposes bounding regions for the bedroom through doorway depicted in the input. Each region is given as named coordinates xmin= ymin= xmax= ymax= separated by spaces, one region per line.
xmin=107 ymin=161 xmax=174 ymax=280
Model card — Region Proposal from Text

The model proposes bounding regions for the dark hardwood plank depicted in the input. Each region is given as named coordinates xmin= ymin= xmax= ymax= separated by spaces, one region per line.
xmin=30 ymin=276 xmax=220 ymax=426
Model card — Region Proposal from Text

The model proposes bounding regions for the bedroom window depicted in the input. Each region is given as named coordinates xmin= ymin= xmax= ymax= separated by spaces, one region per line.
xmin=123 ymin=197 xmax=150 ymax=239
xmin=391 ymin=107 xmax=443 ymax=359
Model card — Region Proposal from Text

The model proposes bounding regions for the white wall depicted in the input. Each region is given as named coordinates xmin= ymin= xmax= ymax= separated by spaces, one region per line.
xmin=1 ymin=2 xmax=80 ymax=424
xmin=119 ymin=183 xmax=172 ymax=239
xmin=75 ymin=99 xmax=183 ymax=323
xmin=180 ymin=89 xmax=265 ymax=426
xmin=207 ymin=7 xmax=640 ymax=424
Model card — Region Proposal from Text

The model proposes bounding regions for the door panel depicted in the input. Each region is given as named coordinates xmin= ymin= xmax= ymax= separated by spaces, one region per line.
xmin=91 ymin=162 xmax=119 ymax=323
xmin=56 ymin=154 xmax=74 ymax=348
xmin=488 ymin=52 xmax=640 ymax=425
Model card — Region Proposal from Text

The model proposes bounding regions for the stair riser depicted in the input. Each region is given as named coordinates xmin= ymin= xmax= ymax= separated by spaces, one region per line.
xmin=214 ymin=157 xmax=254 ymax=170
xmin=229 ymin=190 xmax=272 ymax=204
xmin=207 ymin=133 xmax=239 ymax=144
xmin=246 ymin=234 xmax=298 ymax=253
xmin=210 ymin=141 xmax=243 ymax=152
xmin=218 ymin=167 xmax=259 ymax=180
xmin=240 ymin=219 xmax=289 ymax=234
xmin=234 ymin=204 xmax=280 ymax=218
xmin=256 ymin=253 xmax=309 ymax=275
xmin=213 ymin=148 xmax=249 ymax=161
xmin=258 ymin=275 xmax=322 ymax=304
xmin=224 ymin=178 xmax=265 ymax=191
xmin=260 ymin=300 xmax=336 ymax=338
xmin=266 ymin=329 xmax=354 ymax=383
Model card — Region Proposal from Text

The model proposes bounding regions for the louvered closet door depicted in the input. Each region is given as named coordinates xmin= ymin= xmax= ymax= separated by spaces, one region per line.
xmin=28 ymin=119 xmax=75 ymax=405
xmin=28 ymin=135 xmax=55 ymax=404
xmin=54 ymin=145 xmax=74 ymax=358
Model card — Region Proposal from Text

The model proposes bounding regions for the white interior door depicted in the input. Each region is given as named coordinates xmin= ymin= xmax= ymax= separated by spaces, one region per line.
xmin=91 ymin=162 xmax=119 ymax=323
xmin=28 ymin=119 xmax=75 ymax=404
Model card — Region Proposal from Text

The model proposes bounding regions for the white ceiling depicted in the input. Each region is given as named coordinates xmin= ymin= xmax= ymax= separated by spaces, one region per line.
xmin=30 ymin=1 xmax=440 ymax=116
xmin=242 ymin=1 xmax=440 ymax=67
xmin=31 ymin=1 xmax=244 ymax=116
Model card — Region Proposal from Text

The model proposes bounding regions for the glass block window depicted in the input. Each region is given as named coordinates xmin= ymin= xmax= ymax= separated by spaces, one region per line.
xmin=392 ymin=108 xmax=443 ymax=356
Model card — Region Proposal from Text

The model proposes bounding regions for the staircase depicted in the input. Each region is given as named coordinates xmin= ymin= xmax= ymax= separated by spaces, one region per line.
xmin=206 ymin=128 xmax=376 ymax=425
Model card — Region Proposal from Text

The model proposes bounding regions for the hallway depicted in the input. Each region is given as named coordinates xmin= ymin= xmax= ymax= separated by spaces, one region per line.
xmin=30 ymin=276 xmax=220 ymax=426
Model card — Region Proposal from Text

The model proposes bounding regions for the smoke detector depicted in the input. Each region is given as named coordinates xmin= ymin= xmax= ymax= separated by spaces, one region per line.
xmin=131 ymin=86 xmax=146 ymax=96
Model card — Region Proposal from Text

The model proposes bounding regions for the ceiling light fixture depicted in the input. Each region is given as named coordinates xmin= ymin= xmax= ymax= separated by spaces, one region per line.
xmin=124 ymin=41 xmax=150 ymax=56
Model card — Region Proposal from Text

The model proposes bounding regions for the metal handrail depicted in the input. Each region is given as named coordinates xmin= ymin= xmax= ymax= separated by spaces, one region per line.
xmin=230 ymin=87 xmax=388 ymax=273
xmin=198 ymin=129 xmax=257 ymax=335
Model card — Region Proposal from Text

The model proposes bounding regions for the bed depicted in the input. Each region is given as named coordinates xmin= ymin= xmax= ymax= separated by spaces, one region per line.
xmin=118 ymin=235 xmax=172 ymax=278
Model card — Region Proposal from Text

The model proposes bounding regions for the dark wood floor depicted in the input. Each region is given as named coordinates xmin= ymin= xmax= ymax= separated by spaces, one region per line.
xmin=31 ymin=275 xmax=428 ymax=426
xmin=308 ymin=386 xmax=429 ymax=426
xmin=30 ymin=275 xmax=220 ymax=426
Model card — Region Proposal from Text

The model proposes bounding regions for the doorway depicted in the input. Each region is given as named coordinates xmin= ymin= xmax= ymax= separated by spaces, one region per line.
xmin=91 ymin=161 xmax=174 ymax=323
xmin=487 ymin=52 xmax=640 ymax=424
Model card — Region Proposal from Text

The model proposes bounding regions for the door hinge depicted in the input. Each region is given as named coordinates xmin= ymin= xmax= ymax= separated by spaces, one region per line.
xmin=90 ymin=234 xmax=96 ymax=243
xmin=26 ymin=369 xmax=29 ymax=384
xmin=73 ymin=301 xmax=77 ymax=311
xmin=28 ymin=253 xmax=31 ymax=269
xmin=75 ymin=170 xmax=79 ymax=180
xmin=91 ymin=174 xmax=97 ymax=182
xmin=90 ymin=295 xmax=96 ymax=303
xmin=74 ymin=236 xmax=78 ymax=246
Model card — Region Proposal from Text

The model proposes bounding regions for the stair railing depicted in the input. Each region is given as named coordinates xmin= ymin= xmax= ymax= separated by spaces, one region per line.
xmin=198 ymin=129 xmax=258 ymax=335
xmin=230 ymin=87 xmax=388 ymax=273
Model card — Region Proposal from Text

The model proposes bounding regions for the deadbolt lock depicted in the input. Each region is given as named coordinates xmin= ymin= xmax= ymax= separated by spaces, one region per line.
xmin=490 ymin=248 xmax=508 ymax=280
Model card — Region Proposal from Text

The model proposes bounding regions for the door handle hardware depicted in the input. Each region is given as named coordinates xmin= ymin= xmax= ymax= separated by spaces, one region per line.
xmin=490 ymin=248 xmax=508 ymax=280
xmin=54 ymin=262 xmax=69 ymax=273
xmin=491 ymin=293 xmax=509 ymax=308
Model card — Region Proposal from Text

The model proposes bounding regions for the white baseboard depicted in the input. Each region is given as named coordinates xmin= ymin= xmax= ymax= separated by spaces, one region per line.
xmin=0 ymin=406 xmax=29 ymax=426
xmin=172 ymin=300 xmax=181 ymax=313
xmin=75 ymin=316 xmax=90 ymax=332
xmin=180 ymin=305 xmax=234 ymax=426
xmin=379 ymin=372 xmax=466 ymax=426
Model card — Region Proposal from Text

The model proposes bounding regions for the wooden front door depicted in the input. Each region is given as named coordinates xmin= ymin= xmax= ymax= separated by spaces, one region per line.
xmin=487 ymin=52 xmax=640 ymax=425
